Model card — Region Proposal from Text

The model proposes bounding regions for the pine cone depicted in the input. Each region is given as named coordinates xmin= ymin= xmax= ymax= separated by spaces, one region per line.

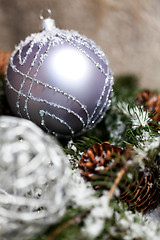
xmin=0 ymin=50 xmax=11 ymax=75
xmin=136 ymin=90 xmax=160 ymax=121
xmin=79 ymin=142 xmax=160 ymax=212
xmin=79 ymin=142 xmax=126 ymax=185
xmin=120 ymin=165 xmax=160 ymax=212
xmin=136 ymin=90 xmax=157 ymax=108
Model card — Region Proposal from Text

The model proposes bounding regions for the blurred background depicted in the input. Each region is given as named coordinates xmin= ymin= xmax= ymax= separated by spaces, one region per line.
xmin=0 ymin=0 xmax=160 ymax=89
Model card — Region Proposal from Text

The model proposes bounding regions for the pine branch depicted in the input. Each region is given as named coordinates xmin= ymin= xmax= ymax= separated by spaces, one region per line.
xmin=1 ymin=64 xmax=160 ymax=240
xmin=46 ymin=212 xmax=87 ymax=240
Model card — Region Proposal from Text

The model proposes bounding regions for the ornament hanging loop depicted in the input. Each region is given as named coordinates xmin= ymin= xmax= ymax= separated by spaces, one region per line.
xmin=40 ymin=8 xmax=56 ymax=32
xmin=40 ymin=8 xmax=52 ymax=20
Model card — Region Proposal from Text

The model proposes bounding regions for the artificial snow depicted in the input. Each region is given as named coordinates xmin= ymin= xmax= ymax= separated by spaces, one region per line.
xmin=117 ymin=102 xmax=151 ymax=129
xmin=69 ymin=168 xmax=113 ymax=238
xmin=116 ymin=209 xmax=160 ymax=240
xmin=145 ymin=204 xmax=160 ymax=221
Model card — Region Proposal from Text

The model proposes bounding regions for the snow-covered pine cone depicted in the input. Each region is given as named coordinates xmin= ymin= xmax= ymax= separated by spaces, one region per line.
xmin=136 ymin=90 xmax=157 ymax=109
xmin=79 ymin=142 xmax=160 ymax=212
xmin=120 ymin=165 xmax=160 ymax=212
xmin=136 ymin=90 xmax=160 ymax=121
xmin=79 ymin=142 xmax=126 ymax=187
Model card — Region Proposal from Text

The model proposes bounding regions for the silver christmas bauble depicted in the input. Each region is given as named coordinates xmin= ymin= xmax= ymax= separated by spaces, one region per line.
xmin=0 ymin=116 xmax=71 ymax=240
xmin=5 ymin=11 xmax=114 ymax=137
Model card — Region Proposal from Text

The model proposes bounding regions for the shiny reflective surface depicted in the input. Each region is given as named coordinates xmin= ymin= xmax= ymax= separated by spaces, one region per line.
xmin=49 ymin=46 xmax=89 ymax=90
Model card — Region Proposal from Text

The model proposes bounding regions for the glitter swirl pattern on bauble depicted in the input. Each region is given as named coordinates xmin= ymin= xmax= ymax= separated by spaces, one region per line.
xmin=5 ymin=15 xmax=114 ymax=137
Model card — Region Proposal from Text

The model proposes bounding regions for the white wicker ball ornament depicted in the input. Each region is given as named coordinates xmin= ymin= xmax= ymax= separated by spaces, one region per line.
xmin=0 ymin=116 xmax=71 ymax=240
xmin=5 ymin=9 xmax=114 ymax=138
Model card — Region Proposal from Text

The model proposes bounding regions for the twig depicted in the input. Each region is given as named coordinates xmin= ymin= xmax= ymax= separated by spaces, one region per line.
xmin=46 ymin=212 xmax=86 ymax=240
xmin=108 ymin=165 xmax=127 ymax=199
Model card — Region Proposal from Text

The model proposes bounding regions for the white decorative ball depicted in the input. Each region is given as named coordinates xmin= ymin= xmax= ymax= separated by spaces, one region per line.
xmin=0 ymin=116 xmax=71 ymax=240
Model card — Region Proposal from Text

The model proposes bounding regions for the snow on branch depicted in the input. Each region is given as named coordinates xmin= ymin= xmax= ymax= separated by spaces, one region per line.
xmin=117 ymin=102 xmax=151 ymax=129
